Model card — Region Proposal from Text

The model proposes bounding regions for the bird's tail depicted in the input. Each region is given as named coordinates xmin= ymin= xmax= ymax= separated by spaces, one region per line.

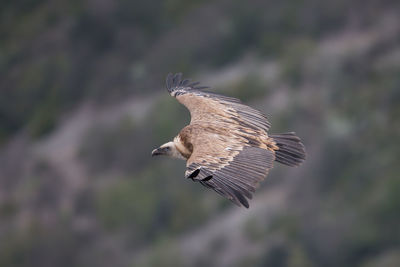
xmin=270 ymin=132 xmax=306 ymax=167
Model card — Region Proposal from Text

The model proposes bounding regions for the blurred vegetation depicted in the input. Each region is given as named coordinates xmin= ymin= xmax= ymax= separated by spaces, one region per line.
xmin=1 ymin=0 xmax=386 ymax=142
xmin=1 ymin=0 xmax=400 ymax=267
xmin=220 ymin=74 xmax=269 ymax=102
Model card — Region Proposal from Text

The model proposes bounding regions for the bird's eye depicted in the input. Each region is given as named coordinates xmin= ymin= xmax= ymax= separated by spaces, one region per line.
xmin=165 ymin=147 xmax=170 ymax=150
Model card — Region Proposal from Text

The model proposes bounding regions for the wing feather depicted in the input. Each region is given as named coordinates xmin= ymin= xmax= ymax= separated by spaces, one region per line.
xmin=185 ymin=134 xmax=275 ymax=208
xmin=166 ymin=73 xmax=270 ymax=132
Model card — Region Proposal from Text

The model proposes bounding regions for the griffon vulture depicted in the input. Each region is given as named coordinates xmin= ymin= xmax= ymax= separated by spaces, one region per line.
xmin=152 ymin=73 xmax=306 ymax=208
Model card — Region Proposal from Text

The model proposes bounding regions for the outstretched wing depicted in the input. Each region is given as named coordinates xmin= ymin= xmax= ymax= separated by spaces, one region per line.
xmin=182 ymin=126 xmax=275 ymax=208
xmin=166 ymin=73 xmax=271 ymax=132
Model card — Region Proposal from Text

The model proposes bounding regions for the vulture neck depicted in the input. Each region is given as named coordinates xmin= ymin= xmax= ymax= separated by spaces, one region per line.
xmin=173 ymin=136 xmax=192 ymax=160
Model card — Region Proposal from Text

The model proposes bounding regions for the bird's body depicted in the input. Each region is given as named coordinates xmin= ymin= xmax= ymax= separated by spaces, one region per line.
xmin=175 ymin=123 xmax=278 ymax=161
xmin=152 ymin=73 xmax=306 ymax=208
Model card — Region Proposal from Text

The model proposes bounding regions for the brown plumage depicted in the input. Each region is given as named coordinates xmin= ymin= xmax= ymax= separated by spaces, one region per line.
xmin=151 ymin=73 xmax=306 ymax=208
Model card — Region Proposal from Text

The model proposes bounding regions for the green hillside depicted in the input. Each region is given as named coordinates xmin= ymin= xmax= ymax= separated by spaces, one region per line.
xmin=0 ymin=0 xmax=399 ymax=266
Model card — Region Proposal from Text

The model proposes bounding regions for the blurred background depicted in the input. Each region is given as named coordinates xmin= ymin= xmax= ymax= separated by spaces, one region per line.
xmin=1 ymin=0 xmax=400 ymax=266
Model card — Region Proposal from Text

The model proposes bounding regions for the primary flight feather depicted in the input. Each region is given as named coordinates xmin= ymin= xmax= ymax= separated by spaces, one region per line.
xmin=152 ymin=73 xmax=306 ymax=208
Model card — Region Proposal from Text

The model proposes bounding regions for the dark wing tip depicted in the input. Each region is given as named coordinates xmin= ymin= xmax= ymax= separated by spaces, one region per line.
xmin=165 ymin=73 xmax=209 ymax=94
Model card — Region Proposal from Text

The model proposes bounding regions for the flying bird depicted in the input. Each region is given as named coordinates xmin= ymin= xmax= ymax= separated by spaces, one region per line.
xmin=152 ymin=73 xmax=306 ymax=208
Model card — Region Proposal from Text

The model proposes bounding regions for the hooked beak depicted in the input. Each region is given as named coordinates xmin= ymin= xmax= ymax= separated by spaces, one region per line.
xmin=151 ymin=147 xmax=163 ymax=156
